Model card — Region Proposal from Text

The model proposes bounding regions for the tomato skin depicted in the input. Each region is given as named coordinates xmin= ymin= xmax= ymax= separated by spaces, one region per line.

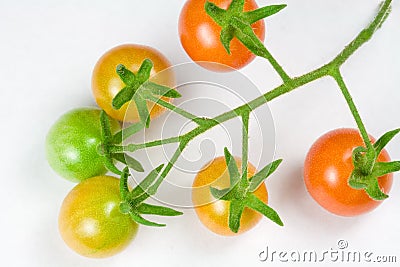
xmin=304 ymin=128 xmax=393 ymax=216
xmin=59 ymin=176 xmax=138 ymax=258
xmin=192 ymin=157 xmax=268 ymax=236
xmin=46 ymin=107 xmax=120 ymax=182
xmin=92 ymin=44 xmax=175 ymax=122
xmin=179 ymin=0 xmax=265 ymax=72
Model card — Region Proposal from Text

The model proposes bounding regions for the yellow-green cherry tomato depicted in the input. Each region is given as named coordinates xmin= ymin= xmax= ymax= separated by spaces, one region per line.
xmin=46 ymin=107 xmax=120 ymax=182
xmin=92 ymin=44 xmax=175 ymax=122
xmin=59 ymin=175 xmax=138 ymax=258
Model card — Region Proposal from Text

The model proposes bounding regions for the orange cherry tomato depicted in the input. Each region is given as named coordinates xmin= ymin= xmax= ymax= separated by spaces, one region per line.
xmin=179 ymin=0 xmax=265 ymax=72
xmin=192 ymin=156 xmax=268 ymax=235
xmin=59 ymin=176 xmax=138 ymax=258
xmin=92 ymin=44 xmax=175 ymax=122
xmin=304 ymin=128 xmax=393 ymax=216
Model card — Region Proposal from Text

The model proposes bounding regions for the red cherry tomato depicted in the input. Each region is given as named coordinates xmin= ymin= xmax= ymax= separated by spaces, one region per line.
xmin=179 ymin=0 xmax=265 ymax=72
xmin=304 ymin=128 xmax=393 ymax=216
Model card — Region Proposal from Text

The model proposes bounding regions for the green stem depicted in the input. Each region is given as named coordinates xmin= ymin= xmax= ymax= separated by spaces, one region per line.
xmin=331 ymin=0 xmax=392 ymax=67
xmin=260 ymin=47 xmax=291 ymax=83
xmin=241 ymin=111 xmax=250 ymax=179
xmin=110 ymin=136 xmax=181 ymax=153
xmin=150 ymin=141 xmax=189 ymax=192
xmin=147 ymin=95 xmax=202 ymax=124
xmin=213 ymin=63 xmax=332 ymax=124
xmin=331 ymin=69 xmax=373 ymax=149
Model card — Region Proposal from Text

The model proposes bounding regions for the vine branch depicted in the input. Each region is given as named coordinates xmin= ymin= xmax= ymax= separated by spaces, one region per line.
xmin=107 ymin=0 xmax=394 ymax=229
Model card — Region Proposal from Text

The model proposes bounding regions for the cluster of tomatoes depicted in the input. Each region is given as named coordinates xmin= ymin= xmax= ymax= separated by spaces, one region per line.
xmin=45 ymin=0 xmax=395 ymax=259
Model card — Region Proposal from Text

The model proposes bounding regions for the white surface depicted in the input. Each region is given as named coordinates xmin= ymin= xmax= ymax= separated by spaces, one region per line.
xmin=1 ymin=0 xmax=400 ymax=266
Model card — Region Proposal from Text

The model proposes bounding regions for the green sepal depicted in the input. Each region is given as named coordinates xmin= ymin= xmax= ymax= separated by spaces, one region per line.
xmin=364 ymin=177 xmax=388 ymax=201
xmin=210 ymin=186 xmax=231 ymax=200
xmin=204 ymin=1 xmax=227 ymax=26
xmin=136 ymin=59 xmax=153 ymax=82
xmin=348 ymin=128 xmax=400 ymax=200
xmin=371 ymin=161 xmax=400 ymax=177
xmin=224 ymin=147 xmax=240 ymax=187
xmin=133 ymin=93 xmax=151 ymax=128
xmin=130 ymin=212 xmax=166 ymax=227
xmin=100 ymin=110 xmax=122 ymax=175
xmin=227 ymin=0 xmax=245 ymax=13
xmin=249 ymin=159 xmax=282 ymax=192
xmin=112 ymin=122 xmax=144 ymax=144
xmin=245 ymin=194 xmax=283 ymax=226
xmin=373 ymin=128 xmax=400 ymax=155
xmin=119 ymin=167 xmax=130 ymax=200
xmin=130 ymin=164 xmax=164 ymax=199
xmin=112 ymin=86 xmax=136 ymax=110
xmin=220 ymin=26 xmax=235 ymax=54
xmin=228 ymin=199 xmax=245 ymax=233
xmin=230 ymin=17 xmax=267 ymax=57
xmin=103 ymin=154 xmax=122 ymax=175
xmin=348 ymin=169 xmax=369 ymax=189
xmin=243 ymin=4 xmax=287 ymax=24
xmin=100 ymin=110 xmax=113 ymax=141
xmin=112 ymin=153 xmax=144 ymax=172
xmin=137 ymin=203 xmax=182 ymax=216
xmin=116 ymin=64 xmax=136 ymax=85
xmin=118 ymin=165 xmax=183 ymax=227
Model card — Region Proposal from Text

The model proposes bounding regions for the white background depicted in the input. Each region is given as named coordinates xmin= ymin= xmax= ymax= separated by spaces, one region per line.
xmin=1 ymin=0 xmax=400 ymax=266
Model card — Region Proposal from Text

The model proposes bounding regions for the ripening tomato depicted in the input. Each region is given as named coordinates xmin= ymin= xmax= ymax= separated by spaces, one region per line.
xmin=92 ymin=44 xmax=175 ymax=122
xmin=59 ymin=176 xmax=138 ymax=258
xmin=46 ymin=107 xmax=120 ymax=182
xmin=304 ymin=128 xmax=393 ymax=216
xmin=192 ymin=156 xmax=268 ymax=235
xmin=179 ymin=0 xmax=265 ymax=72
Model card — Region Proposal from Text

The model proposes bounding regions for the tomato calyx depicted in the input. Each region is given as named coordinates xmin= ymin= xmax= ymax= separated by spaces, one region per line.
xmin=210 ymin=147 xmax=283 ymax=233
xmin=349 ymin=128 xmax=400 ymax=200
xmin=98 ymin=111 xmax=145 ymax=175
xmin=118 ymin=167 xmax=183 ymax=227
xmin=205 ymin=0 xmax=286 ymax=57
xmin=112 ymin=59 xmax=181 ymax=128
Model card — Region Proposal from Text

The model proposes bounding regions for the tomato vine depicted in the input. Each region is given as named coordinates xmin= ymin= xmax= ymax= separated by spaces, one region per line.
xmin=54 ymin=0 xmax=398 ymax=236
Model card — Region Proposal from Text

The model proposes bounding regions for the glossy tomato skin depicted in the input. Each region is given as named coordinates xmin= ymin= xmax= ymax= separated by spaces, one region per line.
xmin=46 ymin=107 xmax=120 ymax=182
xmin=304 ymin=128 xmax=393 ymax=216
xmin=59 ymin=176 xmax=138 ymax=258
xmin=92 ymin=44 xmax=175 ymax=122
xmin=179 ymin=0 xmax=265 ymax=72
xmin=192 ymin=157 xmax=268 ymax=236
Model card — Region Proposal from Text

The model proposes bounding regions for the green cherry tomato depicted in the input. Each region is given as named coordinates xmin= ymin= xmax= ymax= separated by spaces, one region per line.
xmin=59 ymin=175 xmax=138 ymax=258
xmin=46 ymin=107 xmax=120 ymax=182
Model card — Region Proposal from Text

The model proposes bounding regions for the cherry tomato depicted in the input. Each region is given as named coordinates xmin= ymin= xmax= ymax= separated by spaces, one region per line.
xmin=46 ymin=107 xmax=120 ymax=182
xmin=92 ymin=44 xmax=175 ymax=122
xmin=192 ymin=156 xmax=268 ymax=235
xmin=179 ymin=0 xmax=265 ymax=72
xmin=304 ymin=128 xmax=393 ymax=216
xmin=59 ymin=175 xmax=138 ymax=258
